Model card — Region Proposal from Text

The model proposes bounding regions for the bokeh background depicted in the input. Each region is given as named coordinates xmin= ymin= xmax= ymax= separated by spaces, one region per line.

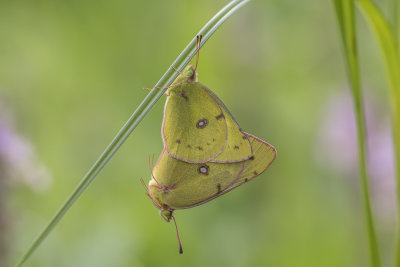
xmin=0 ymin=0 xmax=397 ymax=266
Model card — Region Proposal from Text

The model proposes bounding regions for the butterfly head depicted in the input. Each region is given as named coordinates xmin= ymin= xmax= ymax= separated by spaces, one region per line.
xmin=183 ymin=65 xmax=197 ymax=81
xmin=159 ymin=205 xmax=174 ymax=222
xmin=172 ymin=65 xmax=198 ymax=86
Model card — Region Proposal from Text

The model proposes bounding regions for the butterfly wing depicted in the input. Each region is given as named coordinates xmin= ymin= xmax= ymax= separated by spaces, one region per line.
xmin=162 ymin=82 xmax=228 ymax=163
xmin=202 ymin=84 xmax=252 ymax=163
xmin=178 ymin=133 xmax=276 ymax=209
xmin=149 ymin=133 xmax=275 ymax=210
xmin=227 ymin=132 xmax=276 ymax=187
xmin=162 ymin=81 xmax=252 ymax=163
xmin=149 ymin=148 xmax=245 ymax=209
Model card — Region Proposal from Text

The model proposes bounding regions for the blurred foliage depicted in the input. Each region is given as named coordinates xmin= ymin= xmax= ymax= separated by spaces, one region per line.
xmin=0 ymin=0 xmax=396 ymax=266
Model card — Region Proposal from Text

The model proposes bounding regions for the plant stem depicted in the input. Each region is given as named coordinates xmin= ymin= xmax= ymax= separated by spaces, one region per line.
xmin=15 ymin=1 xmax=250 ymax=266
xmin=333 ymin=1 xmax=381 ymax=266
xmin=394 ymin=89 xmax=400 ymax=267
xmin=394 ymin=1 xmax=400 ymax=265
xmin=355 ymin=0 xmax=400 ymax=266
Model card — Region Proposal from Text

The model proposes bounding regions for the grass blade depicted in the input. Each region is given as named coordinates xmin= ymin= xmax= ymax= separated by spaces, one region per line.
xmin=355 ymin=0 xmax=400 ymax=266
xmin=15 ymin=0 xmax=250 ymax=266
xmin=333 ymin=1 xmax=381 ymax=266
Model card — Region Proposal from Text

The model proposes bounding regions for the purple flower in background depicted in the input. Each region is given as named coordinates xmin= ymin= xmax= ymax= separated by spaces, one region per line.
xmin=316 ymin=90 xmax=396 ymax=219
xmin=0 ymin=101 xmax=52 ymax=266
xmin=0 ymin=102 xmax=51 ymax=192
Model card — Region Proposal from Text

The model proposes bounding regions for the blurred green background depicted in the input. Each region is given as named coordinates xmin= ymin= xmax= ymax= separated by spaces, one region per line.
xmin=0 ymin=0 xmax=396 ymax=266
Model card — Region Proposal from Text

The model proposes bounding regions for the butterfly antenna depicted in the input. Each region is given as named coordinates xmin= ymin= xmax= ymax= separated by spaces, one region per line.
xmin=172 ymin=215 xmax=183 ymax=254
xmin=194 ymin=34 xmax=202 ymax=72
xmin=140 ymin=178 xmax=149 ymax=193
xmin=149 ymin=155 xmax=160 ymax=186
xmin=141 ymin=178 xmax=162 ymax=209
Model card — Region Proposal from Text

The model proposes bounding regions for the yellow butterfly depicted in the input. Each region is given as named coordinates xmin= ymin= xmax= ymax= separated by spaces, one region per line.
xmin=162 ymin=63 xmax=253 ymax=163
xmin=143 ymin=133 xmax=276 ymax=253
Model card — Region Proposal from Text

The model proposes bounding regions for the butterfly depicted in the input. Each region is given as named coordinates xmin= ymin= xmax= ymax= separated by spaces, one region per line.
xmin=142 ymin=35 xmax=276 ymax=253
xmin=142 ymin=132 xmax=276 ymax=253
xmin=162 ymin=63 xmax=253 ymax=164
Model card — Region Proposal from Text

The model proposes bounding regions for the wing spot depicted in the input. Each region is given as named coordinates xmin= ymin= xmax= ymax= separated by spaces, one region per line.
xmin=249 ymin=156 xmax=255 ymax=160
xmin=197 ymin=165 xmax=209 ymax=175
xmin=212 ymin=138 xmax=216 ymax=142
xmin=196 ymin=146 xmax=203 ymax=151
xmin=187 ymin=145 xmax=192 ymax=149
xmin=216 ymin=184 xmax=222 ymax=194
xmin=244 ymin=178 xmax=248 ymax=182
xmin=234 ymin=145 xmax=239 ymax=150
xmin=177 ymin=92 xmax=189 ymax=101
xmin=176 ymin=139 xmax=181 ymax=144
xmin=196 ymin=119 xmax=208 ymax=129
xmin=253 ymin=171 xmax=258 ymax=175
xmin=215 ymin=113 xmax=224 ymax=120
xmin=242 ymin=135 xmax=248 ymax=140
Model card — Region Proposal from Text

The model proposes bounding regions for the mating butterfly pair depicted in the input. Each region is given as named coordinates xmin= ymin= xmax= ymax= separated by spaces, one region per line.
xmin=142 ymin=63 xmax=276 ymax=254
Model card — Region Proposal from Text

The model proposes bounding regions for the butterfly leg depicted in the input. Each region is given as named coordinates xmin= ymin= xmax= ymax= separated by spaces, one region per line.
xmin=170 ymin=64 xmax=183 ymax=75
xmin=143 ymin=83 xmax=182 ymax=96
xmin=143 ymin=87 xmax=171 ymax=96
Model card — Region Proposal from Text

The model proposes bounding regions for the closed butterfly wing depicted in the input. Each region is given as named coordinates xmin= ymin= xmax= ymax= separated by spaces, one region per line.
xmin=162 ymin=81 xmax=228 ymax=163
xmin=149 ymin=133 xmax=275 ymax=210
xmin=162 ymin=65 xmax=252 ymax=163
xmin=174 ymin=133 xmax=276 ymax=209
xmin=203 ymin=85 xmax=252 ymax=163
xmin=227 ymin=132 xmax=276 ymax=188
xmin=149 ymin=148 xmax=245 ymax=210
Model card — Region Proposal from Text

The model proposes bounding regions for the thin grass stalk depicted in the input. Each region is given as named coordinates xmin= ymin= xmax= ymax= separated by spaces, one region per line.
xmin=15 ymin=1 xmax=250 ymax=266
xmin=355 ymin=0 xmax=400 ymax=266
xmin=394 ymin=77 xmax=400 ymax=267
xmin=333 ymin=1 xmax=381 ymax=266
xmin=395 ymin=12 xmax=400 ymax=266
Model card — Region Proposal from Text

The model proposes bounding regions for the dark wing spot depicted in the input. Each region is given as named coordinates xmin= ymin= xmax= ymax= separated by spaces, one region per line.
xmin=244 ymin=178 xmax=248 ymax=182
xmin=215 ymin=113 xmax=224 ymax=120
xmin=196 ymin=146 xmax=203 ymax=151
xmin=187 ymin=145 xmax=192 ymax=149
xmin=212 ymin=138 xmax=216 ymax=142
xmin=234 ymin=145 xmax=239 ymax=150
xmin=197 ymin=164 xmax=209 ymax=175
xmin=253 ymin=171 xmax=258 ymax=175
xmin=176 ymin=139 xmax=181 ymax=144
xmin=207 ymin=143 xmax=210 ymax=146
xmin=216 ymin=184 xmax=222 ymax=194
xmin=242 ymin=135 xmax=248 ymax=140
xmin=177 ymin=92 xmax=189 ymax=101
xmin=249 ymin=156 xmax=255 ymax=160
xmin=196 ymin=119 xmax=208 ymax=129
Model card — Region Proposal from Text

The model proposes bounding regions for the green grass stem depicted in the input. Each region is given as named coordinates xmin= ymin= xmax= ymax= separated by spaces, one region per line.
xmin=351 ymin=0 xmax=400 ymax=266
xmin=15 ymin=1 xmax=250 ymax=266
xmin=333 ymin=1 xmax=381 ymax=266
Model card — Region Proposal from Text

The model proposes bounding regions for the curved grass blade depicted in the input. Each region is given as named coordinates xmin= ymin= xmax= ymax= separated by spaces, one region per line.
xmin=356 ymin=1 xmax=400 ymax=266
xmin=15 ymin=0 xmax=250 ymax=265
xmin=333 ymin=1 xmax=381 ymax=266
